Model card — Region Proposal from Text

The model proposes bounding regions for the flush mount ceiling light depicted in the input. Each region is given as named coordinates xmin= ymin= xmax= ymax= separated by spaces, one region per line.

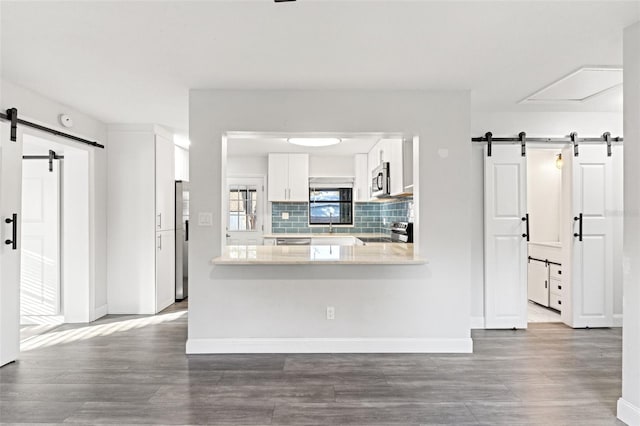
xmin=288 ymin=137 xmax=341 ymax=147
xmin=520 ymin=66 xmax=623 ymax=104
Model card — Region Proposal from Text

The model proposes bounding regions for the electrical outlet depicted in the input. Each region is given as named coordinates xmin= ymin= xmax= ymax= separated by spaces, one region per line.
xmin=282 ymin=212 xmax=289 ymax=220
xmin=326 ymin=306 xmax=335 ymax=320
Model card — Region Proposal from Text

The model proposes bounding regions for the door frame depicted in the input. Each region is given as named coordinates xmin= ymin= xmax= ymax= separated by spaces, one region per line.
xmin=21 ymin=130 xmax=97 ymax=324
xmin=483 ymin=141 xmax=621 ymax=329
xmin=225 ymin=174 xmax=267 ymax=245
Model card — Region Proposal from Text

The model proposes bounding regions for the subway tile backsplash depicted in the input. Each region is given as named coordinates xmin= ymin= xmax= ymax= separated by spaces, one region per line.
xmin=271 ymin=200 xmax=413 ymax=234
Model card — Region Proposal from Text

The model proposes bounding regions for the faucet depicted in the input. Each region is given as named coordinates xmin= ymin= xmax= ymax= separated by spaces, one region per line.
xmin=329 ymin=213 xmax=333 ymax=234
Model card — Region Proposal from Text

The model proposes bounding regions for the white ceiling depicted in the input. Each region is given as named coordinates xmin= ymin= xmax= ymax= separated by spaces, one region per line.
xmin=1 ymin=1 xmax=638 ymax=133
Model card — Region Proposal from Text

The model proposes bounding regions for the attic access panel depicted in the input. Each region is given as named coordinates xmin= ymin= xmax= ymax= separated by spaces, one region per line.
xmin=520 ymin=66 xmax=622 ymax=104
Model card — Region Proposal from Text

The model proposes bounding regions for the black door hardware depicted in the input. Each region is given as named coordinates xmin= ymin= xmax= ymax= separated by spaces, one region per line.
xmin=4 ymin=213 xmax=17 ymax=250
xmin=574 ymin=213 xmax=583 ymax=242
xmin=521 ymin=214 xmax=530 ymax=241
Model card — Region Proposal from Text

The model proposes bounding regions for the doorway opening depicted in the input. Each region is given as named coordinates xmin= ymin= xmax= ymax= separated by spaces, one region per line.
xmin=525 ymin=149 xmax=563 ymax=324
xmin=20 ymin=133 xmax=91 ymax=327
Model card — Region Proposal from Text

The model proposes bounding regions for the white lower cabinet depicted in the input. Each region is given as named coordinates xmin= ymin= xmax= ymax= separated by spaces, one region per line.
xmin=527 ymin=243 xmax=563 ymax=312
xmin=156 ymin=230 xmax=176 ymax=313
xmin=527 ymin=260 xmax=549 ymax=307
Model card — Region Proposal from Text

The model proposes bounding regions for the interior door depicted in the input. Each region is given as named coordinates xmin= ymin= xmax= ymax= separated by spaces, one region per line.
xmin=20 ymin=160 xmax=61 ymax=316
xmin=484 ymin=144 xmax=528 ymax=329
xmin=567 ymin=144 xmax=614 ymax=327
xmin=227 ymin=177 xmax=264 ymax=245
xmin=0 ymin=120 xmax=23 ymax=366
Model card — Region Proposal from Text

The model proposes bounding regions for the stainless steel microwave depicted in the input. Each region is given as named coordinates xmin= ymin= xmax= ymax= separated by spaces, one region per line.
xmin=371 ymin=162 xmax=390 ymax=198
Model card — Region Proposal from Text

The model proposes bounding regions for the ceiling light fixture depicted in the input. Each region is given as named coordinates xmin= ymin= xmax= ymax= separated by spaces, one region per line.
xmin=288 ymin=138 xmax=341 ymax=147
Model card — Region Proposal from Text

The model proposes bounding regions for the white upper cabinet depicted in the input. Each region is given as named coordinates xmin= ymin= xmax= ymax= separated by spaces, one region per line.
xmin=155 ymin=134 xmax=176 ymax=230
xmin=288 ymin=154 xmax=310 ymax=201
xmin=367 ymin=138 xmax=412 ymax=197
xmin=268 ymin=153 xmax=309 ymax=202
xmin=354 ymin=153 xmax=369 ymax=202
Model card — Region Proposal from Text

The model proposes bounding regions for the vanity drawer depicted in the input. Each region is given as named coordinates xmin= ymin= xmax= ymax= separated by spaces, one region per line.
xmin=550 ymin=293 xmax=563 ymax=311
xmin=550 ymin=266 xmax=563 ymax=280
xmin=550 ymin=278 xmax=563 ymax=296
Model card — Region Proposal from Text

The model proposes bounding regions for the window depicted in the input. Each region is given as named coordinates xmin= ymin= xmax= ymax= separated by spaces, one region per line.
xmin=309 ymin=188 xmax=353 ymax=225
xmin=228 ymin=185 xmax=257 ymax=231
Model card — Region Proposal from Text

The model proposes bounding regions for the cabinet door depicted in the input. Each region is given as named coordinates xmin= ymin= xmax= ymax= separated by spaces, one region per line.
xmin=155 ymin=230 xmax=175 ymax=313
xmin=268 ymin=154 xmax=289 ymax=202
xmin=388 ymin=139 xmax=404 ymax=196
xmin=527 ymin=260 xmax=549 ymax=307
xmin=287 ymin=154 xmax=309 ymax=201
xmin=155 ymin=135 xmax=175 ymax=230
xmin=354 ymin=154 xmax=369 ymax=202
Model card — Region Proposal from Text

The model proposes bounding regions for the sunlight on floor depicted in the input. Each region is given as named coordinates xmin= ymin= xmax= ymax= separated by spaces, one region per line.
xmin=20 ymin=310 xmax=187 ymax=352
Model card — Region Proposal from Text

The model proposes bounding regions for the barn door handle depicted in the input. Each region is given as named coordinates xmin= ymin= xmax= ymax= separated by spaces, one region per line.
xmin=573 ymin=213 xmax=583 ymax=241
xmin=521 ymin=214 xmax=530 ymax=241
xmin=4 ymin=213 xmax=17 ymax=250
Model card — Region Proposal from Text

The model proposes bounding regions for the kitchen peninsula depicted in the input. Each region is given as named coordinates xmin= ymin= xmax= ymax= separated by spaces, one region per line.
xmin=213 ymin=241 xmax=425 ymax=265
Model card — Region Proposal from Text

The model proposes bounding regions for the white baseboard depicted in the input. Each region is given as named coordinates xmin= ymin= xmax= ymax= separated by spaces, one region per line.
xmin=470 ymin=316 xmax=485 ymax=329
xmin=613 ymin=314 xmax=624 ymax=327
xmin=93 ymin=304 xmax=108 ymax=321
xmin=186 ymin=337 xmax=473 ymax=354
xmin=618 ymin=397 xmax=640 ymax=426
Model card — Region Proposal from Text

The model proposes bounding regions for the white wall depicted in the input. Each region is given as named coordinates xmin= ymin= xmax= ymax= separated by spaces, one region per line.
xmin=175 ymin=145 xmax=189 ymax=181
xmin=189 ymin=90 xmax=471 ymax=353
xmin=619 ymin=21 xmax=640 ymax=426
xmin=527 ymin=150 xmax=562 ymax=243
xmin=0 ymin=79 xmax=108 ymax=321
xmin=227 ymin=156 xmax=268 ymax=176
xmin=309 ymin=155 xmax=354 ymax=177
xmin=470 ymin=111 xmax=624 ymax=325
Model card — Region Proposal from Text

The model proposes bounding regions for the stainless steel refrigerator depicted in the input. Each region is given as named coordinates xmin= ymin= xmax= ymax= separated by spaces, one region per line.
xmin=175 ymin=181 xmax=189 ymax=300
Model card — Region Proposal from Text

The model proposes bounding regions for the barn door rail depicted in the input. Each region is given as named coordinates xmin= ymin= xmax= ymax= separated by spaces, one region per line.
xmin=473 ymin=131 xmax=622 ymax=157
xmin=0 ymin=108 xmax=104 ymax=149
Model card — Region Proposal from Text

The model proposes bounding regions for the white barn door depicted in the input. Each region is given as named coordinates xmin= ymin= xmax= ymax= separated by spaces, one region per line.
xmin=484 ymin=145 xmax=528 ymax=329
xmin=0 ymin=119 xmax=23 ymax=366
xmin=566 ymin=144 xmax=614 ymax=328
xmin=20 ymin=160 xmax=61 ymax=317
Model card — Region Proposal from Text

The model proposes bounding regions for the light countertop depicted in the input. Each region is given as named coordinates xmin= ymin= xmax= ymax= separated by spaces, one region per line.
xmin=529 ymin=241 xmax=562 ymax=248
xmin=262 ymin=233 xmax=388 ymax=239
xmin=212 ymin=243 xmax=425 ymax=265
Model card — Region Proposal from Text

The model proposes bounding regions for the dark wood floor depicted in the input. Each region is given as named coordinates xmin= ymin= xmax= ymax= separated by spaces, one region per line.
xmin=1 ymin=301 xmax=624 ymax=425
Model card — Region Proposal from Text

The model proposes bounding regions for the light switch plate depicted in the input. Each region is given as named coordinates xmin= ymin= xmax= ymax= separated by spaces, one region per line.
xmin=282 ymin=212 xmax=289 ymax=220
xmin=198 ymin=212 xmax=213 ymax=227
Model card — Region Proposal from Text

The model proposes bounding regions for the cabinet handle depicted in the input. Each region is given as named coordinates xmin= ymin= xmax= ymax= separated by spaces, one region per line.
xmin=157 ymin=213 xmax=162 ymax=229
xmin=545 ymin=280 xmax=547 ymax=289
xmin=158 ymin=234 xmax=162 ymax=250
xmin=4 ymin=213 xmax=17 ymax=250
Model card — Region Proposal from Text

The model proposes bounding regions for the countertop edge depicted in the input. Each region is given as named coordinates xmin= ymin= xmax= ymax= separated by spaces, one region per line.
xmin=211 ymin=258 xmax=427 ymax=265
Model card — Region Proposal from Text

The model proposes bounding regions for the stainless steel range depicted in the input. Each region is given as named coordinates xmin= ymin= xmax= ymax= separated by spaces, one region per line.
xmin=359 ymin=222 xmax=414 ymax=244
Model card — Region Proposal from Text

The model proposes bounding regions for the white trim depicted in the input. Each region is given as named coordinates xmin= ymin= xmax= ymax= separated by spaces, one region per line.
xmin=186 ymin=337 xmax=473 ymax=354
xmin=470 ymin=316 xmax=485 ymax=329
xmin=618 ymin=398 xmax=640 ymax=426
xmin=614 ymin=313 xmax=624 ymax=327
xmin=93 ymin=304 xmax=108 ymax=321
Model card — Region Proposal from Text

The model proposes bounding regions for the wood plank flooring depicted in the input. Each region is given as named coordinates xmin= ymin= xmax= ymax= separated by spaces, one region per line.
xmin=0 ymin=301 xmax=625 ymax=425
